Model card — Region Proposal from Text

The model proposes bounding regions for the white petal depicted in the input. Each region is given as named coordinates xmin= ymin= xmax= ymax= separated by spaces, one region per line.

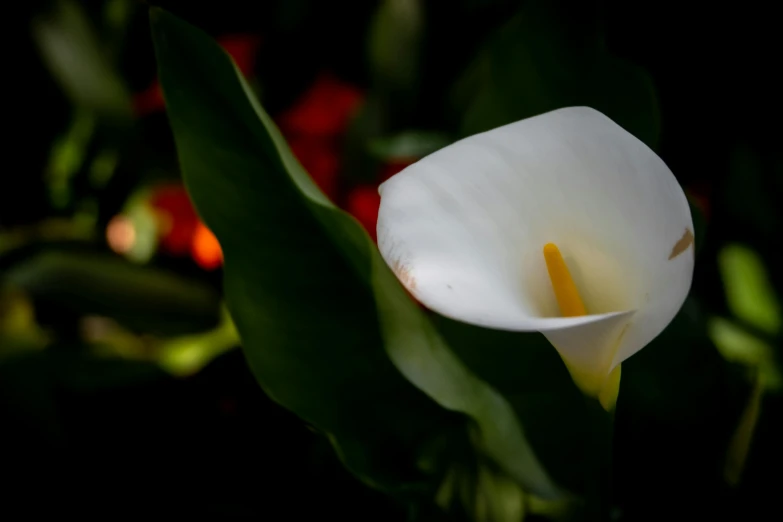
xmin=377 ymin=106 xmax=693 ymax=380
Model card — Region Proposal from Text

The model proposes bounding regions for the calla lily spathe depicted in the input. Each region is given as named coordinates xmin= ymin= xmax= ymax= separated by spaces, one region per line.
xmin=377 ymin=107 xmax=694 ymax=407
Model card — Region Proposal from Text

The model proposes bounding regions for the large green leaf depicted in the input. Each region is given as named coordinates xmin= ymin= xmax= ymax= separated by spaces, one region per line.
xmin=432 ymin=317 xmax=605 ymax=497
xmin=151 ymin=7 xmax=562 ymax=501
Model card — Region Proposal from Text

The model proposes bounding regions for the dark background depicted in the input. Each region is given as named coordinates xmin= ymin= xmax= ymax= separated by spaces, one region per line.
xmin=3 ymin=0 xmax=781 ymax=519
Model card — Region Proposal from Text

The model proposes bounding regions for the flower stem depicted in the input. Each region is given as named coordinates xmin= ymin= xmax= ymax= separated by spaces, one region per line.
xmin=577 ymin=397 xmax=615 ymax=522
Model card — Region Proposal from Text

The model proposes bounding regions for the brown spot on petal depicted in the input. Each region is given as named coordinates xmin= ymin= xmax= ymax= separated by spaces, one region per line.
xmin=668 ymin=228 xmax=694 ymax=260
xmin=392 ymin=259 xmax=417 ymax=290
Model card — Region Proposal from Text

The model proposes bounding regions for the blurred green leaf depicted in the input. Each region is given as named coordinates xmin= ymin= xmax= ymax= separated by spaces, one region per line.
xmin=368 ymin=131 xmax=453 ymax=162
xmin=151 ymin=7 xmax=563 ymax=502
xmin=718 ymin=244 xmax=781 ymax=336
xmin=472 ymin=462 xmax=526 ymax=522
xmin=32 ymin=0 xmax=132 ymax=121
xmin=708 ymin=317 xmax=782 ymax=391
xmin=4 ymin=250 xmax=221 ymax=336
xmin=103 ymin=0 xmax=136 ymax=55
xmin=0 ymin=287 xmax=49 ymax=358
xmin=369 ymin=0 xmax=424 ymax=95
xmin=453 ymin=0 xmax=659 ymax=149
xmin=157 ymin=305 xmax=240 ymax=377
xmin=45 ymin=110 xmax=95 ymax=208
xmin=83 ymin=304 xmax=240 ymax=378
xmin=724 ymin=372 xmax=763 ymax=486
xmin=342 ymin=94 xmax=388 ymax=184
xmin=89 ymin=148 xmax=120 ymax=189
xmin=0 ymin=219 xmax=96 ymax=262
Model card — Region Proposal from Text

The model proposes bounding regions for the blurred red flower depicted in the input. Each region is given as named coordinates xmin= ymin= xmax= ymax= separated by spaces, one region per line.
xmin=287 ymin=137 xmax=341 ymax=201
xmin=149 ymin=183 xmax=200 ymax=255
xmin=277 ymin=74 xmax=363 ymax=137
xmin=276 ymin=73 xmax=363 ymax=200
xmin=147 ymin=183 xmax=223 ymax=270
xmin=686 ymin=182 xmax=711 ymax=221
xmin=345 ymin=185 xmax=381 ymax=241
xmin=344 ymin=159 xmax=415 ymax=241
xmin=378 ymin=159 xmax=415 ymax=183
xmin=137 ymin=51 xmax=422 ymax=273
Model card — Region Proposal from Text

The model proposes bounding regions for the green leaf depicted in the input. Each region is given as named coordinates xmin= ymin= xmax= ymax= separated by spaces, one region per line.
xmin=151 ymin=7 xmax=562 ymax=500
xmin=156 ymin=306 xmax=240 ymax=377
xmin=431 ymin=316 xmax=609 ymax=501
xmin=718 ymin=244 xmax=781 ymax=336
xmin=724 ymin=372 xmax=763 ymax=486
xmin=4 ymin=250 xmax=221 ymax=336
xmin=32 ymin=0 xmax=132 ymax=121
xmin=368 ymin=0 xmax=424 ymax=94
xmin=368 ymin=131 xmax=453 ymax=162
xmin=708 ymin=317 xmax=782 ymax=391
xmin=45 ymin=110 xmax=96 ymax=208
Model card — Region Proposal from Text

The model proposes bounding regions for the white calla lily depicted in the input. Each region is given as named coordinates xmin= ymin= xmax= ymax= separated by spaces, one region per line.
xmin=377 ymin=107 xmax=694 ymax=409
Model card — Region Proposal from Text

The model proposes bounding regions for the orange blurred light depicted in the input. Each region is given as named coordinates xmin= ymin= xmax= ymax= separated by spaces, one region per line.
xmin=106 ymin=215 xmax=135 ymax=254
xmin=149 ymin=184 xmax=200 ymax=255
xmin=192 ymin=222 xmax=223 ymax=270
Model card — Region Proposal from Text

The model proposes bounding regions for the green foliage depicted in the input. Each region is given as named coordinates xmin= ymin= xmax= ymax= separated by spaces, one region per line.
xmin=5 ymin=250 xmax=221 ymax=336
xmin=3 ymin=0 xmax=781 ymax=519
xmin=368 ymin=131 xmax=453 ymax=162
xmin=32 ymin=0 xmax=132 ymax=121
xmin=148 ymin=7 xmax=619 ymax=509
